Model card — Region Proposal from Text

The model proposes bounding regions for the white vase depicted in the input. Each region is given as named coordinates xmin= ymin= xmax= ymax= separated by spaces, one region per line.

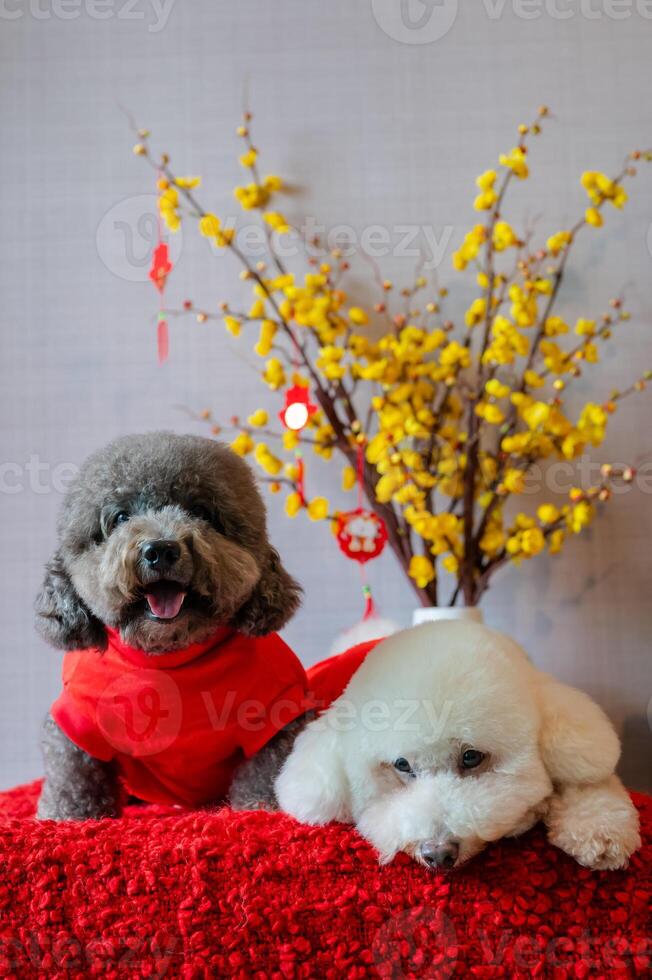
xmin=412 ymin=606 xmax=484 ymax=626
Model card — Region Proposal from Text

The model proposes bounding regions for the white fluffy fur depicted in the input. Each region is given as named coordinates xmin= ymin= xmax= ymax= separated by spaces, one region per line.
xmin=275 ymin=622 xmax=640 ymax=870
xmin=328 ymin=616 xmax=399 ymax=657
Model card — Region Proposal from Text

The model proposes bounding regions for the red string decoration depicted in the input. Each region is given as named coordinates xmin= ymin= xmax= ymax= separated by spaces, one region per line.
xmin=362 ymin=584 xmax=378 ymax=621
xmin=280 ymin=340 xmax=317 ymax=506
xmin=149 ymin=175 xmax=173 ymax=364
xmin=335 ymin=441 xmax=388 ymax=621
xmin=295 ymin=450 xmax=306 ymax=506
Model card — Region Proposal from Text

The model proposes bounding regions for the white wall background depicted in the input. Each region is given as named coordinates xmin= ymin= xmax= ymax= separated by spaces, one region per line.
xmin=1 ymin=0 xmax=650 ymax=791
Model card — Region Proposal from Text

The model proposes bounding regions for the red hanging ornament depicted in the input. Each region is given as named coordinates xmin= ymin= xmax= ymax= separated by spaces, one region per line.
xmin=336 ymin=440 xmax=388 ymax=563
xmin=279 ymin=384 xmax=318 ymax=431
xmin=149 ymin=174 xmax=174 ymax=364
xmin=328 ymin=442 xmax=396 ymax=652
xmin=334 ymin=440 xmax=388 ymax=624
xmin=335 ymin=508 xmax=388 ymax=563
xmin=149 ymin=242 xmax=172 ymax=293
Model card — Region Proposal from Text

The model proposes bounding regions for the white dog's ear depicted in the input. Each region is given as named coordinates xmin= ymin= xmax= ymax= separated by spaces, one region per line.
xmin=275 ymin=720 xmax=350 ymax=825
xmin=536 ymin=673 xmax=620 ymax=786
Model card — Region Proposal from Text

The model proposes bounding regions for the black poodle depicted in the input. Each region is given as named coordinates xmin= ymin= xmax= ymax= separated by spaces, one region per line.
xmin=36 ymin=432 xmax=304 ymax=820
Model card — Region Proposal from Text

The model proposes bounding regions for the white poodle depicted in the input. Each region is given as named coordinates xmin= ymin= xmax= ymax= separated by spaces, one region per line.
xmin=274 ymin=621 xmax=641 ymax=871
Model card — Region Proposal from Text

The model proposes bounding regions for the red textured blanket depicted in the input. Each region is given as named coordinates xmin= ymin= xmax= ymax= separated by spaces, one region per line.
xmin=0 ymin=782 xmax=649 ymax=978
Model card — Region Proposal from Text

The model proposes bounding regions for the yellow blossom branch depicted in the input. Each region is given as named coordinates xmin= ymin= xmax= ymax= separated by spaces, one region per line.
xmin=129 ymin=110 xmax=652 ymax=608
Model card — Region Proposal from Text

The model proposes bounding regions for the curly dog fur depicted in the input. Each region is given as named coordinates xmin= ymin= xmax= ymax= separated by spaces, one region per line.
xmin=36 ymin=432 xmax=301 ymax=820
xmin=271 ymin=623 xmax=641 ymax=872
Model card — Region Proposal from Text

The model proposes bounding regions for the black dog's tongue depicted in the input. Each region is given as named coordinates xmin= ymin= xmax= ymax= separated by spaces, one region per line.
xmin=145 ymin=582 xmax=186 ymax=619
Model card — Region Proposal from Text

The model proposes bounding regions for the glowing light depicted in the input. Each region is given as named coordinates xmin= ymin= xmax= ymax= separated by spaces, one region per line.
xmin=283 ymin=402 xmax=310 ymax=431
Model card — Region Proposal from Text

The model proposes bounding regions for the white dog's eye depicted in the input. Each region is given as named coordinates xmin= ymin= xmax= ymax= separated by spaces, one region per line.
xmin=393 ymin=757 xmax=414 ymax=775
xmin=461 ymin=749 xmax=485 ymax=770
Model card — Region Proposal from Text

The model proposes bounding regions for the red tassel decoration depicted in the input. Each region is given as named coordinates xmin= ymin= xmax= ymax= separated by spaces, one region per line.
xmin=157 ymin=314 xmax=169 ymax=364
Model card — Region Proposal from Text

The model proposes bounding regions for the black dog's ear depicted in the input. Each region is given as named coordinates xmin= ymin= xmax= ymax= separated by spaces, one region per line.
xmin=34 ymin=551 xmax=106 ymax=651
xmin=232 ymin=547 xmax=302 ymax=637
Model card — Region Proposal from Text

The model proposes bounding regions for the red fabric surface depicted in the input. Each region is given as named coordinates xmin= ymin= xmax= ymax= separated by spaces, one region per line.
xmin=0 ymin=782 xmax=650 ymax=978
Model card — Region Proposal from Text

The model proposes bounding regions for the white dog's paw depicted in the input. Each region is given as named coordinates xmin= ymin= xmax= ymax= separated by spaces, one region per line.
xmin=548 ymin=823 xmax=640 ymax=870
xmin=546 ymin=778 xmax=641 ymax=871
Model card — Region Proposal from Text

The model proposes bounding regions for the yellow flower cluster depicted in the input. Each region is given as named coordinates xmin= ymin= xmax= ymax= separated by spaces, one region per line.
xmin=483 ymin=315 xmax=529 ymax=366
xmin=505 ymin=514 xmax=545 ymax=559
xmin=230 ymin=432 xmax=254 ymax=456
xmin=284 ymin=493 xmax=329 ymax=520
xmin=496 ymin=395 xmax=610 ymax=464
xmin=199 ymin=212 xmax=234 ymax=248
xmin=158 ymin=184 xmax=180 ymax=232
xmin=254 ymin=442 xmax=282 ymax=475
xmin=493 ymin=221 xmax=518 ymax=251
xmin=499 ymin=146 xmax=529 ymax=179
xmin=452 ymin=225 xmax=486 ymax=271
xmin=234 ymin=175 xmax=283 ymax=211
xmin=264 ymin=211 xmax=290 ymax=233
xmin=157 ymin=176 xmax=203 ymax=232
xmin=474 ymin=170 xmax=497 ymax=211
xmin=546 ymin=231 xmax=571 ymax=256
xmin=581 ymin=171 xmax=627 ymax=211
xmin=255 ymin=319 xmax=277 ymax=357
xmin=262 ymin=357 xmax=286 ymax=390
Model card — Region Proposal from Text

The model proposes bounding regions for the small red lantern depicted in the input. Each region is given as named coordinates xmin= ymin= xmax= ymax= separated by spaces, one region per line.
xmin=335 ymin=508 xmax=388 ymax=564
xmin=279 ymin=384 xmax=318 ymax=431
xmin=148 ymin=242 xmax=172 ymax=293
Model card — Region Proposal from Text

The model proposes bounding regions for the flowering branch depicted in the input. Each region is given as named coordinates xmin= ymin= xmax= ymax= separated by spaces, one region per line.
xmin=130 ymin=111 xmax=652 ymax=607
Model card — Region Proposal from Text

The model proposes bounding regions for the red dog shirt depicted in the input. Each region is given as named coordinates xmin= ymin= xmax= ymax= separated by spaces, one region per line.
xmin=51 ymin=628 xmax=379 ymax=807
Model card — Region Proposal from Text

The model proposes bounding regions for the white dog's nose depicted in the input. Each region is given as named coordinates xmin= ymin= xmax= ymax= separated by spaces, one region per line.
xmin=420 ymin=840 xmax=459 ymax=869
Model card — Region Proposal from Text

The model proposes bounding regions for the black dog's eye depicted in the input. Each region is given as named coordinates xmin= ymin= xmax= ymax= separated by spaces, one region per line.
xmin=393 ymin=757 xmax=414 ymax=775
xmin=98 ymin=508 xmax=130 ymax=541
xmin=189 ymin=503 xmax=217 ymax=526
xmin=189 ymin=503 xmax=227 ymax=535
xmin=461 ymin=749 xmax=485 ymax=770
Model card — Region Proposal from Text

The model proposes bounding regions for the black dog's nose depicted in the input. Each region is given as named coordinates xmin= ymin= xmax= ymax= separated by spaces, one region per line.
xmin=141 ymin=539 xmax=181 ymax=569
xmin=420 ymin=840 xmax=459 ymax=869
